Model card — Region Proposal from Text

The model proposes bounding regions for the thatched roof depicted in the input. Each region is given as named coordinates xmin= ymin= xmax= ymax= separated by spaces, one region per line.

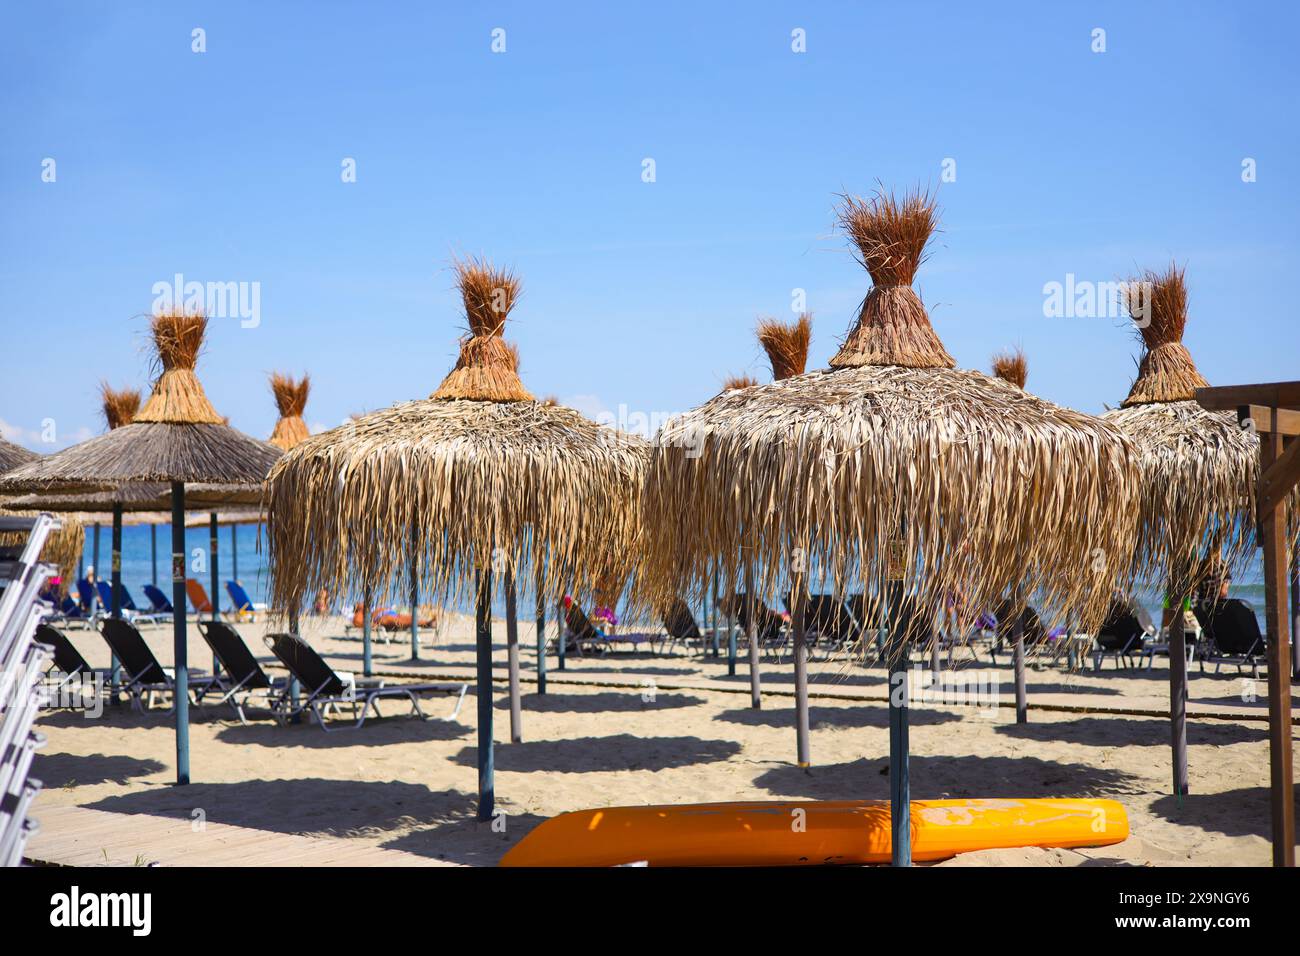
xmin=758 ymin=315 xmax=812 ymax=380
xmin=1103 ymin=265 xmax=1269 ymax=596
xmin=100 ymin=383 xmax=141 ymax=430
xmin=265 ymin=258 xmax=647 ymax=612
xmin=0 ymin=312 xmax=282 ymax=494
xmin=991 ymin=347 xmax=1027 ymax=389
xmin=640 ymin=186 xmax=1141 ymax=633
xmin=0 ymin=511 xmax=85 ymax=592
xmin=268 ymin=372 xmax=311 ymax=450
xmin=0 ymin=437 xmax=39 ymax=473
xmin=720 ymin=374 xmax=759 ymax=392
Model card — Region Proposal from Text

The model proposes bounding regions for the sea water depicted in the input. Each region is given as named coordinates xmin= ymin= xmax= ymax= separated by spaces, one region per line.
xmin=78 ymin=522 xmax=1271 ymax=627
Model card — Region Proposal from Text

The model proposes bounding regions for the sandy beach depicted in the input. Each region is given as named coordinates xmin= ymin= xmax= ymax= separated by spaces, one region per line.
xmin=27 ymin=611 xmax=1295 ymax=867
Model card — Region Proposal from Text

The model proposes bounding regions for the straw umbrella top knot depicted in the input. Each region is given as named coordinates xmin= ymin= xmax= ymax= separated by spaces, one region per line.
xmin=991 ymin=347 xmax=1028 ymax=390
xmin=135 ymin=311 xmax=226 ymax=424
xmin=1121 ymin=264 xmax=1209 ymax=407
xmin=721 ymin=374 xmax=759 ymax=392
xmin=757 ymin=314 xmax=812 ymax=381
xmin=830 ymin=187 xmax=955 ymax=370
xmin=432 ymin=258 xmax=533 ymax=402
xmin=100 ymin=383 xmax=141 ymax=430
xmin=269 ymin=372 xmax=311 ymax=450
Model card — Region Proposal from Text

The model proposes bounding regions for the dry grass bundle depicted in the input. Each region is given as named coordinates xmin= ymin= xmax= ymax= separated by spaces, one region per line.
xmin=1104 ymin=401 xmax=1260 ymax=598
xmin=832 ymin=186 xmax=954 ymax=370
xmin=757 ymin=314 xmax=812 ymax=380
xmin=1121 ymin=263 xmax=1208 ymax=407
xmin=991 ymin=347 xmax=1027 ymax=389
xmin=265 ymin=257 xmax=649 ymax=614
xmin=269 ymin=372 xmax=311 ymax=451
xmin=100 ymin=383 xmax=141 ymax=430
xmin=432 ymin=258 xmax=533 ymax=402
xmin=135 ymin=310 xmax=225 ymax=424
xmin=266 ymin=399 xmax=647 ymax=612
xmin=721 ymin=374 xmax=759 ymax=392
xmin=638 ymin=187 xmax=1144 ymax=651
xmin=0 ymin=437 xmax=38 ymax=473
xmin=0 ymin=509 xmax=84 ymax=595
xmin=0 ymin=308 xmax=281 ymax=493
xmin=642 ymin=364 xmax=1141 ymax=639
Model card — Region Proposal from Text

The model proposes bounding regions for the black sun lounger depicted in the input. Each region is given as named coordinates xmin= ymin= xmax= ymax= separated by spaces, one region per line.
xmin=265 ymin=632 xmax=467 ymax=732
xmin=196 ymin=620 xmax=287 ymax=723
xmin=99 ymin=617 xmax=215 ymax=712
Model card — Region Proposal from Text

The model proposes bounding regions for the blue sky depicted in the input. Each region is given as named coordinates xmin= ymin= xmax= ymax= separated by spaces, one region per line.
xmin=2 ymin=1 xmax=1297 ymax=449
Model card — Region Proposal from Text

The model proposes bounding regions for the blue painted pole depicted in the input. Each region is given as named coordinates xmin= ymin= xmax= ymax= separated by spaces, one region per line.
xmin=109 ymin=505 xmax=122 ymax=692
xmin=150 ymin=523 xmax=157 ymax=587
xmin=230 ymin=523 xmax=237 ymax=583
xmin=170 ymin=482 xmax=190 ymax=784
xmin=886 ymin=577 xmax=910 ymax=867
xmin=210 ymin=513 xmax=220 ymax=676
xmin=711 ymin=561 xmax=720 ymax=657
xmin=288 ymin=605 xmax=301 ymax=724
xmin=476 ymin=568 xmax=495 ymax=821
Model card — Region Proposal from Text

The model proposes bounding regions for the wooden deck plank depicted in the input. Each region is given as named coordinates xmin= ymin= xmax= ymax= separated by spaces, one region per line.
xmin=25 ymin=806 xmax=450 ymax=867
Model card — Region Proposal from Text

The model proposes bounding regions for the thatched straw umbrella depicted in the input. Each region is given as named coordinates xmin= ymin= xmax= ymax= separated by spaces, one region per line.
xmin=1101 ymin=265 xmax=1266 ymax=800
xmin=641 ymin=186 xmax=1141 ymax=865
xmin=1 ymin=436 xmax=86 ymax=594
xmin=0 ymin=311 xmax=282 ymax=784
xmin=0 ymin=437 xmax=38 ymax=473
xmin=756 ymin=314 xmax=814 ymax=763
xmin=264 ymin=257 xmax=646 ymax=819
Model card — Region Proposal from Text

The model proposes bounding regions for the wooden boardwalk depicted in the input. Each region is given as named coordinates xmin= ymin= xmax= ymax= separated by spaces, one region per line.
xmin=25 ymin=805 xmax=451 ymax=867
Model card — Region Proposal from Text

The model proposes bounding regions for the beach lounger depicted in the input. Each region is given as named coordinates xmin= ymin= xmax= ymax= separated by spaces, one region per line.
xmin=75 ymin=578 xmax=100 ymax=618
xmin=558 ymin=598 xmax=655 ymax=655
xmin=141 ymin=584 xmax=175 ymax=621
xmin=783 ymin=592 xmax=860 ymax=660
xmin=720 ymin=594 xmax=787 ymax=656
xmin=1194 ymin=598 xmax=1264 ymax=677
xmin=43 ymin=594 xmax=93 ymax=630
xmin=94 ymin=580 xmax=165 ymax=627
xmin=98 ymin=617 xmax=215 ymax=712
xmin=185 ymin=578 xmax=218 ymax=618
xmin=1091 ymin=597 xmax=1151 ymax=670
xmin=33 ymin=623 xmax=110 ymax=705
xmin=264 ymin=632 xmax=467 ymax=731
xmin=224 ymin=580 xmax=263 ymax=622
xmin=195 ymin=620 xmax=286 ymax=723
xmin=660 ymin=598 xmax=707 ymax=656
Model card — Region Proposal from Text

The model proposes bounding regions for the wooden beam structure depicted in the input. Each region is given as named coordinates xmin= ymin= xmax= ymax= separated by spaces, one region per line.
xmin=1197 ymin=383 xmax=1300 ymax=867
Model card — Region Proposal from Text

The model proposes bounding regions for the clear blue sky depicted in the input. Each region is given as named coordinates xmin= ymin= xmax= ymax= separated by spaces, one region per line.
xmin=2 ymin=1 xmax=1297 ymax=450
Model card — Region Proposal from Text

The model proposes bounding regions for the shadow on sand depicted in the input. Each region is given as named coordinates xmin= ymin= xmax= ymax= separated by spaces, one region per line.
xmin=1150 ymin=785 xmax=1300 ymax=839
xmin=452 ymin=734 xmax=741 ymax=774
xmin=504 ymin=691 xmax=706 ymax=714
xmin=753 ymin=754 xmax=1142 ymax=801
xmin=995 ymin=716 xmax=1268 ymax=748
xmin=32 ymin=752 xmax=166 ymax=788
xmin=714 ymin=704 xmax=962 ymax=730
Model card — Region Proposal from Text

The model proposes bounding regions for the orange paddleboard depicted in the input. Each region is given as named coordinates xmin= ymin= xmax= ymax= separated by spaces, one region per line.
xmin=499 ymin=798 xmax=1128 ymax=867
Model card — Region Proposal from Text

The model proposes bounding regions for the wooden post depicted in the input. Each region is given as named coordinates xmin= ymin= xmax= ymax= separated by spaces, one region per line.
xmin=710 ymin=558 xmax=720 ymax=657
xmin=535 ymin=585 xmax=547 ymax=695
xmin=506 ymin=569 xmax=522 ymax=743
xmin=1290 ymin=550 xmax=1299 ymax=681
xmin=1167 ymin=587 xmax=1190 ymax=800
xmin=1260 ymin=423 xmax=1294 ymax=866
xmin=791 ymin=584 xmax=809 ymax=767
xmin=556 ymin=598 xmax=566 ymax=671
xmin=1012 ymin=597 xmax=1027 ymax=725
xmin=476 ymin=568 xmax=495 ymax=822
xmin=170 ymin=482 xmax=190 ymax=785
xmin=886 ymin=576 xmax=910 ymax=867
xmin=744 ymin=559 xmax=761 ymax=709
xmin=361 ymin=585 xmax=373 ymax=678
xmin=408 ymin=526 xmax=420 ymax=662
